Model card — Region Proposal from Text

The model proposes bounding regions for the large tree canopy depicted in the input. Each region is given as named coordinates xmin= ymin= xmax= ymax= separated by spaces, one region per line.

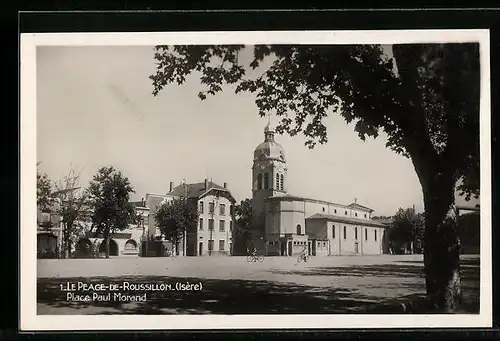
xmin=150 ymin=44 xmax=479 ymax=200
xmin=37 ymin=167 xmax=54 ymax=214
xmin=52 ymin=167 xmax=90 ymax=259
xmin=149 ymin=43 xmax=481 ymax=312
xmin=390 ymin=207 xmax=425 ymax=253
xmin=88 ymin=166 xmax=135 ymax=258
xmin=155 ymin=197 xmax=199 ymax=256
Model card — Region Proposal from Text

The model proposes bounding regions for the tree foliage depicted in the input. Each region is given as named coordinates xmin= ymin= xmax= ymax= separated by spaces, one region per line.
xmin=149 ymin=43 xmax=481 ymax=311
xmin=233 ymin=198 xmax=253 ymax=232
xmin=87 ymin=166 xmax=135 ymax=258
xmin=389 ymin=207 xmax=425 ymax=249
xmin=52 ymin=167 xmax=91 ymax=258
xmin=150 ymin=44 xmax=479 ymax=200
xmin=231 ymin=198 xmax=254 ymax=254
xmin=37 ymin=167 xmax=54 ymax=213
xmin=155 ymin=197 xmax=199 ymax=249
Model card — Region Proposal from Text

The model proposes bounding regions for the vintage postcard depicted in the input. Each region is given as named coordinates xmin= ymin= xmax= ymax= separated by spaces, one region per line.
xmin=20 ymin=29 xmax=491 ymax=331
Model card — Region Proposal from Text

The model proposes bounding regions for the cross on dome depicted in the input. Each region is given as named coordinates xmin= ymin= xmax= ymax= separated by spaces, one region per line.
xmin=264 ymin=114 xmax=275 ymax=142
xmin=264 ymin=113 xmax=273 ymax=132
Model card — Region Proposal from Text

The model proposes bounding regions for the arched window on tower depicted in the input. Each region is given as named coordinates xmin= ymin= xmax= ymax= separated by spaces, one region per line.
xmin=257 ymin=173 xmax=263 ymax=190
xmin=264 ymin=173 xmax=269 ymax=189
xmin=276 ymin=173 xmax=280 ymax=189
xmin=296 ymin=224 xmax=302 ymax=235
xmin=280 ymin=174 xmax=284 ymax=190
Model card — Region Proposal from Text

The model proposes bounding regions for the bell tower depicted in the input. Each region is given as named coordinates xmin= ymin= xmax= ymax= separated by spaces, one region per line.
xmin=251 ymin=119 xmax=287 ymax=238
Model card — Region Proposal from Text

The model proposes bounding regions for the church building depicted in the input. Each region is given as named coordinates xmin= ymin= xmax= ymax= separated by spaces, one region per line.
xmin=251 ymin=122 xmax=389 ymax=257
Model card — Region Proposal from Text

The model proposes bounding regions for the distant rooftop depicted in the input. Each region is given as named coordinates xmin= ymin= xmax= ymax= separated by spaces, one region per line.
xmin=168 ymin=180 xmax=235 ymax=203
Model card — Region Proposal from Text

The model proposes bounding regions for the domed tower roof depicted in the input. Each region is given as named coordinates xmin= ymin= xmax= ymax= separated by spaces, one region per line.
xmin=253 ymin=120 xmax=286 ymax=162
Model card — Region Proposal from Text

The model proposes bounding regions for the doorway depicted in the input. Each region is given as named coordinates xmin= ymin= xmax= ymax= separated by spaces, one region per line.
xmin=308 ymin=241 xmax=312 ymax=256
xmin=280 ymin=241 xmax=286 ymax=256
xmin=354 ymin=242 xmax=359 ymax=254
xmin=198 ymin=242 xmax=203 ymax=256
xmin=288 ymin=241 xmax=292 ymax=256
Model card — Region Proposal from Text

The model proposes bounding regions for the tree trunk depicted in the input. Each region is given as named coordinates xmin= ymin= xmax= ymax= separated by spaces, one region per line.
xmin=64 ymin=238 xmax=70 ymax=259
xmin=68 ymin=240 xmax=72 ymax=258
xmin=104 ymin=229 xmax=110 ymax=259
xmin=63 ymin=226 xmax=70 ymax=259
xmin=422 ymin=171 xmax=462 ymax=312
xmin=183 ymin=232 xmax=186 ymax=256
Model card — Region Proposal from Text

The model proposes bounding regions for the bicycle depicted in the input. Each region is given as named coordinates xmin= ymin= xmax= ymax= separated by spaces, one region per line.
xmin=297 ymin=252 xmax=309 ymax=263
xmin=246 ymin=254 xmax=264 ymax=263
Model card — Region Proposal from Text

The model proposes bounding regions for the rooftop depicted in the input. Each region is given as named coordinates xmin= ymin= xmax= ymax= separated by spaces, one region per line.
xmin=307 ymin=213 xmax=389 ymax=228
xmin=168 ymin=181 xmax=236 ymax=203
xmin=266 ymin=194 xmax=374 ymax=212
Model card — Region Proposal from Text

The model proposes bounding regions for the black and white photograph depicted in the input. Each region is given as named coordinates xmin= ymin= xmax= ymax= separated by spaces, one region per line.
xmin=21 ymin=30 xmax=491 ymax=330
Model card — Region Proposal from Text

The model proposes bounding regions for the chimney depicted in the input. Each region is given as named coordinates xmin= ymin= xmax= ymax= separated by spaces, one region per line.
xmin=204 ymin=179 xmax=208 ymax=189
xmin=169 ymin=182 xmax=173 ymax=192
xmin=224 ymin=182 xmax=227 ymax=189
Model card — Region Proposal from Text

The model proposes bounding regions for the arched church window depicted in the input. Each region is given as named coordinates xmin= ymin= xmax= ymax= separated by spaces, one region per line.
xmin=258 ymin=173 xmax=263 ymax=190
xmin=276 ymin=173 xmax=280 ymax=189
xmin=264 ymin=173 xmax=269 ymax=189
xmin=296 ymin=224 xmax=302 ymax=235
xmin=280 ymin=174 xmax=284 ymax=190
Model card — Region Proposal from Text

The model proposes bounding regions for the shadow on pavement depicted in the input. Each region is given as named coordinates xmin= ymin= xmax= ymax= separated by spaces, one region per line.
xmin=270 ymin=264 xmax=425 ymax=278
xmin=37 ymin=276 xmax=378 ymax=315
xmin=269 ymin=258 xmax=480 ymax=314
xmin=37 ymin=256 xmax=480 ymax=315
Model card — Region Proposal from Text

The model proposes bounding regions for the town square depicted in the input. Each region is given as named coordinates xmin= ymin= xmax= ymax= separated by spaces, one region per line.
xmin=29 ymin=32 xmax=486 ymax=325
xmin=37 ymin=254 xmax=480 ymax=315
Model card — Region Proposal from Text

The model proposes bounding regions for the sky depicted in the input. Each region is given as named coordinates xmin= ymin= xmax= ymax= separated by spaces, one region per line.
xmin=36 ymin=45 xmax=478 ymax=217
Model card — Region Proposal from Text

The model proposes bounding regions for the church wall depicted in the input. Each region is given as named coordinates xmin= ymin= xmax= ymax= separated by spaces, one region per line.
xmin=351 ymin=209 xmax=370 ymax=220
xmin=265 ymin=208 xmax=281 ymax=236
xmin=304 ymin=201 xmax=343 ymax=218
xmin=360 ymin=226 xmax=384 ymax=255
xmin=303 ymin=201 xmax=371 ymax=221
xmin=266 ymin=240 xmax=280 ymax=256
xmin=315 ymin=240 xmax=329 ymax=256
xmin=328 ymin=222 xmax=340 ymax=255
xmin=291 ymin=235 xmax=309 ymax=256
xmin=305 ymin=219 xmax=327 ymax=239
xmin=280 ymin=210 xmax=306 ymax=236
xmin=338 ymin=223 xmax=361 ymax=255
xmin=280 ymin=199 xmax=306 ymax=214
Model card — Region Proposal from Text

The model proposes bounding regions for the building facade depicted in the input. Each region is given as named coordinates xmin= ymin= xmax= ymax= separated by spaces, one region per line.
xmin=37 ymin=210 xmax=63 ymax=257
xmin=251 ymin=123 xmax=389 ymax=257
xmin=161 ymin=180 xmax=236 ymax=256
xmin=71 ymin=180 xmax=236 ymax=258
xmin=74 ymin=199 xmax=150 ymax=258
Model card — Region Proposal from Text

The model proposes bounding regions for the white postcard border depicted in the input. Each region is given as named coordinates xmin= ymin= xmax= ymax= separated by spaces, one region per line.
xmin=20 ymin=29 xmax=492 ymax=331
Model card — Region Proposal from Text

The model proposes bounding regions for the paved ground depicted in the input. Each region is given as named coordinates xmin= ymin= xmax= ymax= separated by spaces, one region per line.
xmin=37 ymin=254 xmax=480 ymax=315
